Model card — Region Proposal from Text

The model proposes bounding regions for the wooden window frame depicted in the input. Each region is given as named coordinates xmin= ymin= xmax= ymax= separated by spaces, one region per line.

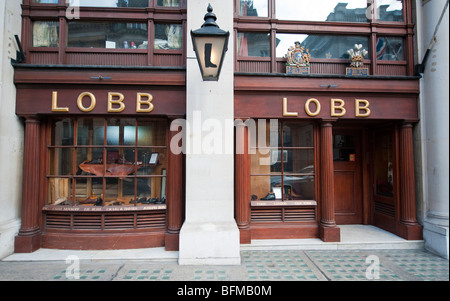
xmin=22 ymin=0 xmax=187 ymax=66
xmin=45 ymin=117 xmax=168 ymax=210
xmin=234 ymin=0 xmax=414 ymax=76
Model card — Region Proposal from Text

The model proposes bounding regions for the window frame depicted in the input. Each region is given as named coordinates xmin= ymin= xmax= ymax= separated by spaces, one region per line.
xmin=250 ymin=121 xmax=318 ymax=203
xmin=234 ymin=0 xmax=412 ymax=75
xmin=25 ymin=0 xmax=187 ymax=66
xmin=45 ymin=117 xmax=169 ymax=209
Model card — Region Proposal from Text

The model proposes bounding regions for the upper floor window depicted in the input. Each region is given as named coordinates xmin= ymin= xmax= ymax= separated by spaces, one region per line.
xmin=34 ymin=0 xmax=58 ymax=3
xmin=238 ymin=0 xmax=404 ymax=23
xmin=276 ymin=0 xmax=368 ymax=22
xmin=238 ymin=32 xmax=271 ymax=57
xmin=68 ymin=21 xmax=149 ymax=49
xmin=276 ymin=33 xmax=370 ymax=59
xmin=376 ymin=0 xmax=403 ymax=22
xmin=157 ymin=0 xmax=180 ymax=7
xmin=34 ymin=0 xmax=182 ymax=8
xmin=239 ymin=0 xmax=269 ymax=17
xmin=377 ymin=36 xmax=404 ymax=61
xmin=33 ymin=21 xmax=59 ymax=47
xmin=154 ymin=24 xmax=183 ymax=50
xmin=71 ymin=0 xmax=148 ymax=8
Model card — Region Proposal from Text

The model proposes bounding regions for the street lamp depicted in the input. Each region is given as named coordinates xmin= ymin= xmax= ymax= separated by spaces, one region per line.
xmin=191 ymin=4 xmax=230 ymax=81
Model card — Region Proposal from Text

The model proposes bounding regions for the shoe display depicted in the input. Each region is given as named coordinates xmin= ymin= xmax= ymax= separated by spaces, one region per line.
xmin=155 ymin=198 xmax=164 ymax=204
xmin=260 ymin=193 xmax=276 ymax=200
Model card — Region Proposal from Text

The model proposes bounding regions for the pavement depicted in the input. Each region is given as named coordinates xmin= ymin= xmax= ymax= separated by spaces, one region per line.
xmin=0 ymin=226 xmax=448 ymax=283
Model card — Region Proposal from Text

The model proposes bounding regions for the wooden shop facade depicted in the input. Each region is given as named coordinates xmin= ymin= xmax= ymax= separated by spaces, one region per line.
xmin=13 ymin=0 xmax=422 ymax=253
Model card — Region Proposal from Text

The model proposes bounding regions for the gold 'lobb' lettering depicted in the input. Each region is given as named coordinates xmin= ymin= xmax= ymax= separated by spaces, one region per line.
xmin=283 ymin=97 xmax=371 ymax=118
xmin=51 ymin=91 xmax=155 ymax=113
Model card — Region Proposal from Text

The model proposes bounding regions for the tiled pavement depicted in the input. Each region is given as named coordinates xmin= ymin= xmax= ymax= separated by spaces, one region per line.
xmin=0 ymin=249 xmax=448 ymax=281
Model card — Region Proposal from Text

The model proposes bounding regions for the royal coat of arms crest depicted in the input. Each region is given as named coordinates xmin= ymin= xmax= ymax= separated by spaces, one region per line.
xmin=346 ymin=44 xmax=369 ymax=76
xmin=286 ymin=41 xmax=311 ymax=75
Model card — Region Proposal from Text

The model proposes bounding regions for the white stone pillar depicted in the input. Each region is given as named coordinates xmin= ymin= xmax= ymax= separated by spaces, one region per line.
xmin=0 ymin=0 xmax=23 ymax=259
xmin=416 ymin=0 xmax=449 ymax=259
xmin=179 ymin=0 xmax=240 ymax=265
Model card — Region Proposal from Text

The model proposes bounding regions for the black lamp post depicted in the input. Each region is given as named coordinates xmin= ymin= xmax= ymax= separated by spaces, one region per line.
xmin=191 ymin=4 xmax=230 ymax=81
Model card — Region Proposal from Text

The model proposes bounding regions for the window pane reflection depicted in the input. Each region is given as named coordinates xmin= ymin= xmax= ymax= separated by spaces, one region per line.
xmin=377 ymin=0 xmax=403 ymax=22
xmin=277 ymin=33 xmax=370 ymax=59
xmin=377 ymin=37 xmax=404 ymax=61
xmin=77 ymin=118 xmax=105 ymax=146
xmin=240 ymin=0 xmax=268 ymax=17
xmin=69 ymin=0 xmax=148 ymax=7
xmin=276 ymin=0 xmax=368 ymax=22
xmin=250 ymin=121 xmax=316 ymax=201
xmin=34 ymin=0 xmax=58 ymax=4
xmin=157 ymin=0 xmax=180 ymax=7
xmin=33 ymin=21 xmax=59 ymax=47
xmin=238 ymin=32 xmax=271 ymax=57
xmin=154 ymin=24 xmax=183 ymax=50
xmin=68 ymin=22 xmax=148 ymax=49
xmin=48 ymin=178 xmax=73 ymax=205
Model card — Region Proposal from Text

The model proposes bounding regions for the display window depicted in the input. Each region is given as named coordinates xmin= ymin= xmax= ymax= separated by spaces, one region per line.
xmin=47 ymin=118 xmax=167 ymax=208
xmin=250 ymin=122 xmax=316 ymax=202
xmin=68 ymin=22 xmax=149 ymax=49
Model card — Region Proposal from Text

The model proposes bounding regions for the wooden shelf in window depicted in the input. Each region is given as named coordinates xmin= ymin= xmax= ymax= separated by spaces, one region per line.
xmin=251 ymin=200 xmax=317 ymax=207
xmin=43 ymin=204 xmax=167 ymax=212
xmin=66 ymin=48 xmax=148 ymax=54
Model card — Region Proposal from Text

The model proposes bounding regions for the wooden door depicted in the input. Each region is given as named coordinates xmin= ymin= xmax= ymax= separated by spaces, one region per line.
xmin=333 ymin=130 xmax=363 ymax=224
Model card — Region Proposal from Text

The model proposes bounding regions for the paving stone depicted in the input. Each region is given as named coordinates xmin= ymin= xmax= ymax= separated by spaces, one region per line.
xmin=0 ymin=249 xmax=448 ymax=282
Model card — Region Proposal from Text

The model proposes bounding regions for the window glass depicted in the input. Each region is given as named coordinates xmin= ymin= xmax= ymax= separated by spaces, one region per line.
xmin=34 ymin=0 xmax=58 ymax=3
xmin=154 ymin=24 xmax=183 ymax=50
xmin=333 ymin=134 xmax=356 ymax=162
xmin=238 ymin=32 xmax=271 ymax=57
xmin=276 ymin=0 xmax=368 ymax=22
xmin=77 ymin=118 xmax=105 ymax=146
xmin=157 ymin=0 xmax=180 ymax=7
xmin=282 ymin=123 xmax=314 ymax=147
xmin=51 ymin=119 xmax=74 ymax=146
xmin=376 ymin=37 xmax=404 ymax=61
xmin=33 ymin=21 xmax=59 ymax=47
xmin=276 ymin=33 xmax=370 ymax=59
xmin=374 ymin=132 xmax=394 ymax=197
xmin=251 ymin=122 xmax=315 ymax=201
xmin=68 ymin=0 xmax=148 ymax=7
xmin=68 ymin=22 xmax=148 ymax=49
xmin=48 ymin=118 xmax=167 ymax=207
xmin=239 ymin=0 xmax=269 ymax=17
xmin=377 ymin=0 xmax=403 ymax=22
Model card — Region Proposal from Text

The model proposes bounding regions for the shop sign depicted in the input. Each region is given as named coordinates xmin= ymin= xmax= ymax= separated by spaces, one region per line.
xmin=51 ymin=91 xmax=154 ymax=113
xmin=283 ymin=97 xmax=371 ymax=118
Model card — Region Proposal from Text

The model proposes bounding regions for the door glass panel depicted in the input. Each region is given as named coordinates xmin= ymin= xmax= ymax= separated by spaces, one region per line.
xmin=333 ymin=134 xmax=356 ymax=162
xmin=374 ymin=132 xmax=394 ymax=197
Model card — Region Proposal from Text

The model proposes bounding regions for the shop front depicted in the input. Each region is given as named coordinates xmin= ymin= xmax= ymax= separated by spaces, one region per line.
xmin=234 ymin=74 xmax=423 ymax=243
xmin=13 ymin=66 xmax=185 ymax=252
